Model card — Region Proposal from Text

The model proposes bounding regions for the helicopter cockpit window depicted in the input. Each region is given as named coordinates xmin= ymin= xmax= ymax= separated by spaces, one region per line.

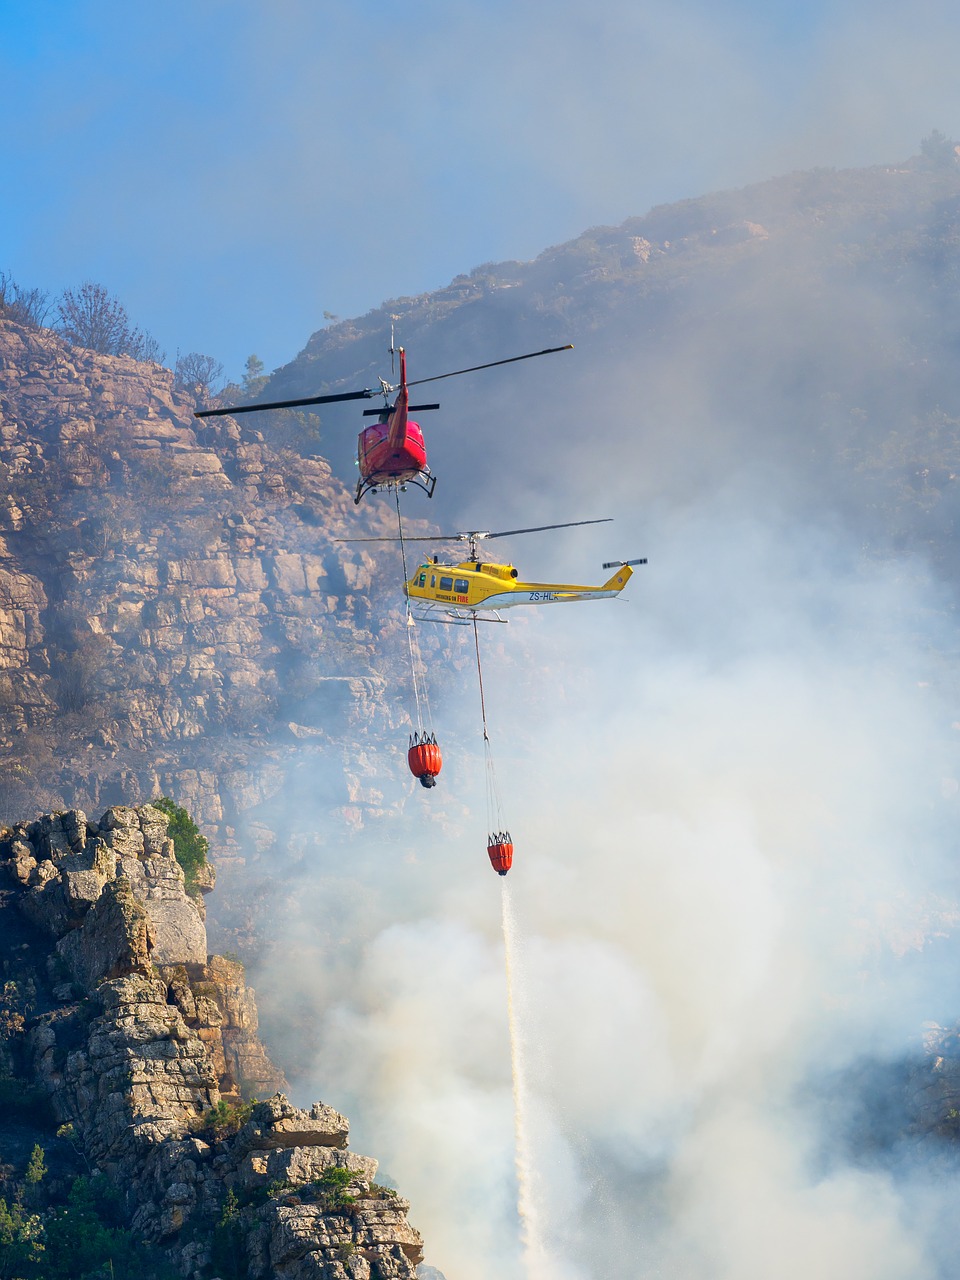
xmin=418 ymin=573 xmax=426 ymax=587
xmin=454 ymin=578 xmax=470 ymax=594
xmin=439 ymin=576 xmax=454 ymax=592
xmin=430 ymin=575 xmax=436 ymax=588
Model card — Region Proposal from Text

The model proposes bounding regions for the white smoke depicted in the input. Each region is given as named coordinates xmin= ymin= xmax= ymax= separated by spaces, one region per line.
xmin=251 ymin=488 xmax=960 ymax=1279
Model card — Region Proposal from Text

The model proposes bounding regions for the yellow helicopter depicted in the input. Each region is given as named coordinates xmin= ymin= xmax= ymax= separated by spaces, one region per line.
xmin=344 ymin=520 xmax=645 ymax=623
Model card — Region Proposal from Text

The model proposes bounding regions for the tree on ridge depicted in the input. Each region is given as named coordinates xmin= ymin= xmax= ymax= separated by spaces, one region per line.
xmin=56 ymin=281 xmax=163 ymax=362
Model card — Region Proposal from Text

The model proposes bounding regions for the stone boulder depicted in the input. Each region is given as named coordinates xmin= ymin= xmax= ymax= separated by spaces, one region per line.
xmin=2 ymin=802 xmax=208 ymax=969
xmin=57 ymin=876 xmax=153 ymax=987
xmin=235 ymin=1094 xmax=350 ymax=1153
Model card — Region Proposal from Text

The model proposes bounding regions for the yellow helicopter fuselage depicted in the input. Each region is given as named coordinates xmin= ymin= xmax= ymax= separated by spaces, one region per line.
xmin=406 ymin=559 xmax=633 ymax=612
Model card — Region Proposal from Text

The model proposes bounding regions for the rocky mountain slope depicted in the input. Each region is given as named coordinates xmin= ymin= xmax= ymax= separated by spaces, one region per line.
xmin=6 ymin=150 xmax=960 ymax=1275
xmin=7 ymin=152 xmax=960 ymax=870
xmin=0 ymin=802 xmax=424 ymax=1278
xmin=260 ymin=152 xmax=960 ymax=583
xmin=0 ymin=318 xmax=476 ymax=942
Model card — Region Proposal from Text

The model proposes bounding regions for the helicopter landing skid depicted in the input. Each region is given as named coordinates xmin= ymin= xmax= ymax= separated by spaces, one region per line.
xmin=355 ymin=469 xmax=437 ymax=505
xmin=412 ymin=602 xmax=507 ymax=626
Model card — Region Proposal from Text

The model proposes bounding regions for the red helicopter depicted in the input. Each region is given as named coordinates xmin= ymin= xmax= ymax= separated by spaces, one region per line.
xmin=195 ymin=339 xmax=573 ymax=504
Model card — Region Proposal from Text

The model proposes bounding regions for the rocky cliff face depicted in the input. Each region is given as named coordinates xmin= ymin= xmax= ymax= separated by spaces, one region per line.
xmin=0 ymin=318 xmax=428 ymax=841
xmin=0 ymin=802 xmax=424 ymax=1279
xmin=0 ymin=316 xmax=465 ymax=958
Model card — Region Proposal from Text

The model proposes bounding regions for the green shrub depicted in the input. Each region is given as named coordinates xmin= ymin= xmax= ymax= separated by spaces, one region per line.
xmin=24 ymin=1146 xmax=46 ymax=1188
xmin=211 ymin=1188 xmax=246 ymax=1280
xmin=192 ymin=1098 xmax=256 ymax=1143
xmin=265 ymin=1179 xmax=294 ymax=1199
xmin=151 ymin=797 xmax=208 ymax=893
xmin=314 ymin=1166 xmax=357 ymax=1211
xmin=1 ymin=1174 xmax=178 ymax=1280
xmin=0 ymin=1195 xmax=44 ymax=1275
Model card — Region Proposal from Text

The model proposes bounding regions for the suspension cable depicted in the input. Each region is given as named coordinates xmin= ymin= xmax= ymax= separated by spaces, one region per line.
xmin=472 ymin=615 xmax=489 ymax=743
xmin=396 ymin=489 xmax=431 ymax=735
xmin=474 ymin=615 xmax=507 ymax=837
xmin=394 ymin=487 xmax=411 ymax=591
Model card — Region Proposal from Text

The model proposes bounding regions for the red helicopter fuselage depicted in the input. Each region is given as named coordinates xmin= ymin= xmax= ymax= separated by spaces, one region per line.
xmin=354 ymin=349 xmax=435 ymax=504
xmin=357 ymin=417 xmax=428 ymax=480
xmin=194 ymin=339 xmax=572 ymax=506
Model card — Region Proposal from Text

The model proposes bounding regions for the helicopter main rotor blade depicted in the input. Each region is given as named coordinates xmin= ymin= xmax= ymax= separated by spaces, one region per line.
xmin=335 ymin=518 xmax=612 ymax=545
xmin=194 ymin=388 xmax=378 ymax=419
xmin=481 ymin=517 xmax=611 ymax=540
xmin=406 ymin=343 xmax=573 ymax=390
xmin=195 ymin=343 xmax=572 ymax=418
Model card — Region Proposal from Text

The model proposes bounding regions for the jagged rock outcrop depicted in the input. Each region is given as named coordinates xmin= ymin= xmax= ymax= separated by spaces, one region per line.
xmin=9 ymin=803 xmax=205 ymax=981
xmin=0 ymin=803 xmax=425 ymax=1278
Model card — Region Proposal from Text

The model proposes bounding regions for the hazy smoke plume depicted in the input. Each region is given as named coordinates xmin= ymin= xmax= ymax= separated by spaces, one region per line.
xmin=248 ymin=466 xmax=960 ymax=1277
xmin=197 ymin=46 xmax=960 ymax=1277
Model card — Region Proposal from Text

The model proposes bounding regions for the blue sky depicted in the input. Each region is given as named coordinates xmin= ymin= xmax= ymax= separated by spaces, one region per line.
xmin=2 ymin=0 xmax=959 ymax=380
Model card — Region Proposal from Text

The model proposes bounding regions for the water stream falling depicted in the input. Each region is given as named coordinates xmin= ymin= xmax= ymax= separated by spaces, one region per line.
xmin=501 ymin=878 xmax=551 ymax=1280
